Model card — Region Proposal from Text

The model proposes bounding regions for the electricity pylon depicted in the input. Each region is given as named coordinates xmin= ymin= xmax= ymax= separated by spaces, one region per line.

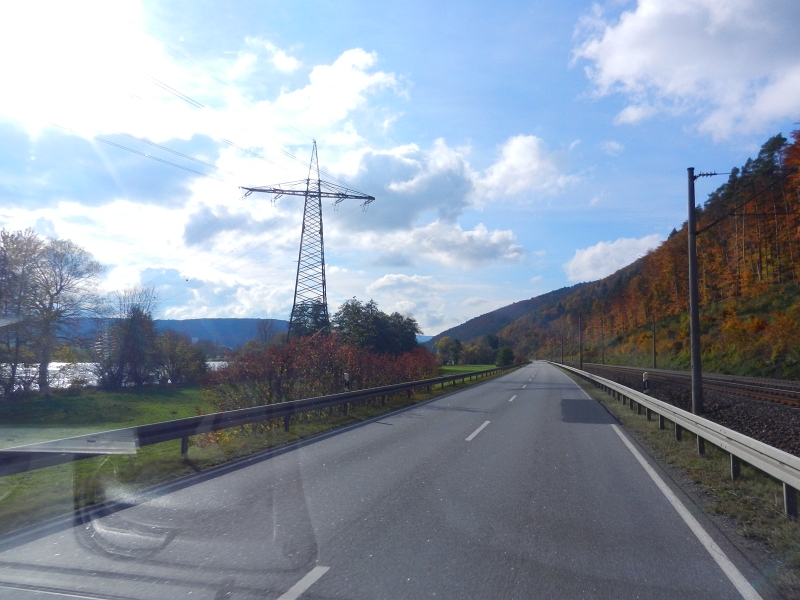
xmin=241 ymin=141 xmax=375 ymax=340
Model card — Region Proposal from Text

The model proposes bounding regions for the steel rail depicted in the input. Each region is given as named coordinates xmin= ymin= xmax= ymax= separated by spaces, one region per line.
xmin=0 ymin=365 xmax=517 ymax=478
xmin=554 ymin=362 xmax=800 ymax=516
xmin=578 ymin=363 xmax=800 ymax=407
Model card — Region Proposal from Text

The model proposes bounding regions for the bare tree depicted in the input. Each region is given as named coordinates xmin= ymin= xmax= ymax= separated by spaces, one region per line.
xmin=31 ymin=239 xmax=103 ymax=393
xmin=95 ymin=287 xmax=159 ymax=388
xmin=0 ymin=229 xmax=41 ymax=396
xmin=257 ymin=319 xmax=280 ymax=346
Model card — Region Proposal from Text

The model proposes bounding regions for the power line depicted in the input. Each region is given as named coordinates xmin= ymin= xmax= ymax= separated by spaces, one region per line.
xmin=118 ymin=131 xmax=234 ymax=174
xmin=143 ymin=74 xmax=205 ymax=109
xmin=696 ymin=166 xmax=799 ymax=235
xmin=49 ymin=123 xmax=229 ymax=183
xmin=130 ymin=19 xmax=313 ymax=143
xmin=127 ymin=27 xmax=362 ymax=189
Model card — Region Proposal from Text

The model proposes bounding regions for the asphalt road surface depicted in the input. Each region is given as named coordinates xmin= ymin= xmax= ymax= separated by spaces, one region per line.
xmin=0 ymin=362 xmax=763 ymax=599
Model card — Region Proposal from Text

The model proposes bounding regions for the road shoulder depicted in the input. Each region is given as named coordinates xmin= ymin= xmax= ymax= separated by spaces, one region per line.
xmin=558 ymin=367 xmax=792 ymax=600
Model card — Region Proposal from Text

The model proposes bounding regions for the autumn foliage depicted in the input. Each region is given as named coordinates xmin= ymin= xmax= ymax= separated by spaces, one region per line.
xmin=498 ymin=130 xmax=800 ymax=378
xmin=207 ymin=335 xmax=439 ymax=412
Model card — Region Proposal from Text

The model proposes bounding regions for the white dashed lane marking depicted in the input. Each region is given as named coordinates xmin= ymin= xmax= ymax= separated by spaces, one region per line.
xmin=465 ymin=421 xmax=491 ymax=442
xmin=278 ymin=566 xmax=330 ymax=600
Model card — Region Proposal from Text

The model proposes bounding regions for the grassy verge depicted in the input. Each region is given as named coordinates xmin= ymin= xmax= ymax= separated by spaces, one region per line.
xmin=0 ymin=386 xmax=211 ymax=428
xmin=440 ymin=364 xmax=497 ymax=375
xmin=560 ymin=368 xmax=800 ymax=598
xmin=0 ymin=369 xmax=515 ymax=537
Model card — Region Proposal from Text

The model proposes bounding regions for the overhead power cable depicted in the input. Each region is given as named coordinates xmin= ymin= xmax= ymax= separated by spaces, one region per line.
xmin=124 ymin=27 xmax=361 ymax=189
xmin=118 ymin=131 xmax=234 ymax=174
xmin=130 ymin=19 xmax=313 ymax=143
xmin=696 ymin=166 xmax=799 ymax=235
xmin=144 ymin=74 xmax=205 ymax=109
xmin=50 ymin=123 xmax=228 ymax=183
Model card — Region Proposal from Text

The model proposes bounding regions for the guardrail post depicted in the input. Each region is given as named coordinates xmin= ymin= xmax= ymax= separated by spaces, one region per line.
xmin=180 ymin=435 xmax=188 ymax=456
xmin=784 ymin=483 xmax=797 ymax=517
xmin=697 ymin=436 xmax=705 ymax=455
xmin=659 ymin=414 xmax=665 ymax=430
xmin=731 ymin=454 xmax=741 ymax=480
xmin=675 ymin=423 xmax=682 ymax=441
xmin=343 ymin=402 xmax=348 ymax=415
xmin=646 ymin=408 xmax=652 ymax=421
xmin=284 ymin=415 xmax=290 ymax=431
xmin=382 ymin=394 xmax=387 ymax=405
xmin=636 ymin=403 xmax=642 ymax=415
xmin=622 ymin=395 xmax=627 ymax=406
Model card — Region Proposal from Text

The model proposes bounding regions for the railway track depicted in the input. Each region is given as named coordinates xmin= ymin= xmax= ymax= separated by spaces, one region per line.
xmin=572 ymin=362 xmax=800 ymax=408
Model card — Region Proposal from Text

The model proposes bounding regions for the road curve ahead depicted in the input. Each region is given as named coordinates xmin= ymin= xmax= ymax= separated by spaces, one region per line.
xmin=0 ymin=362 xmax=760 ymax=599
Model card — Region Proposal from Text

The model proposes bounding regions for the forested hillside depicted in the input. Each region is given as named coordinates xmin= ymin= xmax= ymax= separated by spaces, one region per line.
xmin=443 ymin=130 xmax=800 ymax=379
xmin=426 ymin=284 xmax=586 ymax=348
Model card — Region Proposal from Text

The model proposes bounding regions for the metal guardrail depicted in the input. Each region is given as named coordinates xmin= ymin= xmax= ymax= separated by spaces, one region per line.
xmin=553 ymin=362 xmax=800 ymax=517
xmin=0 ymin=365 xmax=517 ymax=478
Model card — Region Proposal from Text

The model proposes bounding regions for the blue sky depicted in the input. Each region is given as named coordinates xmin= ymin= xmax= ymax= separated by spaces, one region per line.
xmin=1 ymin=0 xmax=799 ymax=334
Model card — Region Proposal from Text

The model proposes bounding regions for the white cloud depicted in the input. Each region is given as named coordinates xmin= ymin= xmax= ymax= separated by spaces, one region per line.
xmin=387 ymin=138 xmax=470 ymax=194
xmin=345 ymin=135 xmax=571 ymax=232
xmin=276 ymin=49 xmax=397 ymax=129
xmin=601 ymin=140 xmax=623 ymax=155
xmin=563 ymin=233 xmax=664 ymax=282
xmin=366 ymin=274 xmax=446 ymax=328
xmin=268 ymin=44 xmax=300 ymax=72
xmin=574 ymin=0 xmax=800 ymax=138
xmin=367 ymin=273 xmax=440 ymax=294
xmin=355 ymin=220 xmax=525 ymax=269
xmin=475 ymin=135 xmax=572 ymax=201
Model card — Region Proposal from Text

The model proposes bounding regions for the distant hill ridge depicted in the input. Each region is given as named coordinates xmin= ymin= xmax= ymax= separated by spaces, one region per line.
xmin=155 ymin=318 xmax=288 ymax=348
xmin=77 ymin=318 xmax=432 ymax=350
xmin=427 ymin=283 xmax=588 ymax=347
xmin=74 ymin=317 xmax=288 ymax=349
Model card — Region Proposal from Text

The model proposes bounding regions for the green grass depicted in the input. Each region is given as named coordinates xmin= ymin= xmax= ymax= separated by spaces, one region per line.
xmin=440 ymin=364 xmax=497 ymax=375
xmin=560 ymin=368 xmax=800 ymax=599
xmin=0 ymin=368 xmax=518 ymax=537
xmin=0 ymin=387 xmax=213 ymax=449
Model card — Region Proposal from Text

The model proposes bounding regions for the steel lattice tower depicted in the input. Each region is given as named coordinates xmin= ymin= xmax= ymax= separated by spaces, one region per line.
xmin=241 ymin=141 xmax=375 ymax=340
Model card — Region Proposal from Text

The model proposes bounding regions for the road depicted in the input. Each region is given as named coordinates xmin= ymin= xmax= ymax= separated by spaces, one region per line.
xmin=0 ymin=362 xmax=762 ymax=599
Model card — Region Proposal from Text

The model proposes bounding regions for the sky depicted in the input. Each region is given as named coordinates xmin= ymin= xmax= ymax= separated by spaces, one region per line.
xmin=0 ymin=0 xmax=799 ymax=334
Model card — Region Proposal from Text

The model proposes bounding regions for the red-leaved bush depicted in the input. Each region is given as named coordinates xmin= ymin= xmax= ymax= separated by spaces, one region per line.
xmin=206 ymin=336 xmax=439 ymax=412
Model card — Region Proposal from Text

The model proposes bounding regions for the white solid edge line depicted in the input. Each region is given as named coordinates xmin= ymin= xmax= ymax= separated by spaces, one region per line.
xmin=465 ymin=421 xmax=491 ymax=441
xmin=509 ymin=395 xmax=517 ymax=402
xmin=610 ymin=425 xmax=761 ymax=600
xmin=277 ymin=566 xmax=331 ymax=600
xmin=0 ymin=583 xmax=107 ymax=599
